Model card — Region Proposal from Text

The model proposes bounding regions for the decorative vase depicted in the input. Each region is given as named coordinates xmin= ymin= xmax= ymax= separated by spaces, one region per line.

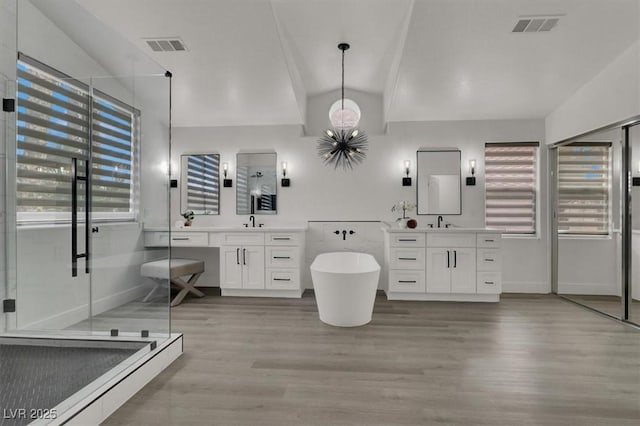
xmin=407 ymin=218 xmax=417 ymax=229
xmin=397 ymin=218 xmax=409 ymax=228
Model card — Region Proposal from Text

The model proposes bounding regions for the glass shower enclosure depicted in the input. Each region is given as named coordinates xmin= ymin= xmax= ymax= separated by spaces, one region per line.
xmin=1 ymin=0 xmax=174 ymax=422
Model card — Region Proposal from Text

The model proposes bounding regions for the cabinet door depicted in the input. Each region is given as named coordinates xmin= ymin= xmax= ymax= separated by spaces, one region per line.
xmin=221 ymin=246 xmax=243 ymax=289
xmin=426 ymin=248 xmax=451 ymax=293
xmin=242 ymin=246 xmax=265 ymax=289
xmin=450 ymin=248 xmax=476 ymax=293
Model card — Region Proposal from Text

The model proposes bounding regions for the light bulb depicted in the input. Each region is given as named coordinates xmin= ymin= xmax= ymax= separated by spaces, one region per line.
xmin=282 ymin=161 xmax=287 ymax=177
xmin=404 ymin=160 xmax=411 ymax=177
xmin=469 ymin=159 xmax=476 ymax=175
xmin=326 ymin=129 xmax=334 ymax=137
xmin=223 ymin=162 xmax=229 ymax=178
xmin=351 ymin=129 xmax=359 ymax=138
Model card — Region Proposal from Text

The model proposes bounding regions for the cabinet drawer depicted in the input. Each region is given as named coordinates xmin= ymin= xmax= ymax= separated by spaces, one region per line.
xmin=427 ymin=233 xmax=475 ymax=248
xmin=389 ymin=270 xmax=425 ymax=293
xmin=477 ymin=233 xmax=501 ymax=248
xmin=477 ymin=249 xmax=502 ymax=271
xmin=265 ymin=246 xmax=299 ymax=268
xmin=222 ymin=232 xmax=265 ymax=246
xmin=266 ymin=232 xmax=302 ymax=246
xmin=389 ymin=248 xmax=425 ymax=270
xmin=266 ymin=268 xmax=300 ymax=290
xmin=477 ymin=272 xmax=502 ymax=294
xmin=389 ymin=233 xmax=425 ymax=247
xmin=169 ymin=232 xmax=208 ymax=247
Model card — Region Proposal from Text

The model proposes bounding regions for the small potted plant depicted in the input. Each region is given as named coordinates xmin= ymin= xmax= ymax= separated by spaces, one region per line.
xmin=391 ymin=201 xmax=416 ymax=228
xmin=181 ymin=210 xmax=195 ymax=227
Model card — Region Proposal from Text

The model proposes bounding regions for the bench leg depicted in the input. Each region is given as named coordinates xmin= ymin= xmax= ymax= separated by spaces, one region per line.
xmin=142 ymin=280 xmax=163 ymax=303
xmin=170 ymin=272 xmax=205 ymax=307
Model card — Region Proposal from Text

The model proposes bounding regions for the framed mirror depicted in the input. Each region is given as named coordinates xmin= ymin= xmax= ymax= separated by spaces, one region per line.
xmin=180 ymin=153 xmax=220 ymax=215
xmin=417 ymin=149 xmax=461 ymax=215
xmin=236 ymin=152 xmax=277 ymax=215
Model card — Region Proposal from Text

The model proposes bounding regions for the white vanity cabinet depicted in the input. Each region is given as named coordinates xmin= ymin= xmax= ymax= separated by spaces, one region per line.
xmin=220 ymin=246 xmax=265 ymax=290
xmin=144 ymin=227 xmax=306 ymax=298
xmin=383 ymin=228 xmax=501 ymax=302
xmin=220 ymin=231 xmax=305 ymax=297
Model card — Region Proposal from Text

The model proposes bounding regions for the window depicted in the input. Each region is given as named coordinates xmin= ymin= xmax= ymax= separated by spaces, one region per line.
xmin=484 ymin=142 xmax=539 ymax=234
xmin=557 ymin=143 xmax=611 ymax=235
xmin=16 ymin=54 xmax=138 ymax=223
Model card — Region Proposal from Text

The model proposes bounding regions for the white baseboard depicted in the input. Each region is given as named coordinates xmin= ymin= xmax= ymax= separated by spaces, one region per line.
xmin=385 ymin=292 xmax=500 ymax=302
xmin=558 ymin=282 xmax=620 ymax=296
xmin=502 ymin=281 xmax=550 ymax=294
xmin=221 ymin=288 xmax=303 ymax=298
xmin=21 ymin=285 xmax=150 ymax=331
xmin=91 ymin=285 xmax=149 ymax=316
xmin=21 ymin=305 xmax=89 ymax=331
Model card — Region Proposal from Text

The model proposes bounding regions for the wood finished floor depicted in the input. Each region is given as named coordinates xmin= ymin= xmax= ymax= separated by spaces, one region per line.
xmin=104 ymin=290 xmax=640 ymax=426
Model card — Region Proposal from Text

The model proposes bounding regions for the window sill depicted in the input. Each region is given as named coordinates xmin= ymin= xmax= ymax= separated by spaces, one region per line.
xmin=558 ymin=234 xmax=613 ymax=241
xmin=17 ymin=220 xmax=140 ymax=230
xmin=501 ymin=233 xmax=541 ymax=241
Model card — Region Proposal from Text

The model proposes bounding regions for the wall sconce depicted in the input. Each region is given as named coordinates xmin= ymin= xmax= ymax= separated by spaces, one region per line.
xmin=281 ymin=161 xmax=290 ymax=187
xmin=402 ymin=160 xmax=412 ymax=186
xmin=466 ymin=159 xmax=476 ymax=186
xmin=633 ymin=161 xmax=640 ymax=186
xmin=223 ymin=162 xmax=233 ymax=187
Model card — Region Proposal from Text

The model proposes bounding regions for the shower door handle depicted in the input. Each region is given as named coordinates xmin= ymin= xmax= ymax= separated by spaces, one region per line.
xmin=71 ymin=157 xmax=90 ymax=277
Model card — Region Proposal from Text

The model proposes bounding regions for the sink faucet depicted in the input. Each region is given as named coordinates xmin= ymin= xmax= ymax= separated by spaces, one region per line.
xmin=249 ymin=215 xmax=255 ymax=227
xmin=437 ymin=215 xmax=444 ymax=228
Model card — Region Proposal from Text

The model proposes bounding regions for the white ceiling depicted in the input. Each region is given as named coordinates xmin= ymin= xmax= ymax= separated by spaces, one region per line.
xmin=66 ymin=0 xmax=640 ymax=127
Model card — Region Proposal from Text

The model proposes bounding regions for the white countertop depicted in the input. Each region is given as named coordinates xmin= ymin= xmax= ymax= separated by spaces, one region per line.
xmin=144 ymin=226 xmax=308 ymax=232
xmin=381 ymin=225 xmax=503 ymax=233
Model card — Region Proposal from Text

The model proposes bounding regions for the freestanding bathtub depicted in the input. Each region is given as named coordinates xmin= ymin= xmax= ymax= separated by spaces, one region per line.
xmin=310 ymin=252 xmax=381 ymax=327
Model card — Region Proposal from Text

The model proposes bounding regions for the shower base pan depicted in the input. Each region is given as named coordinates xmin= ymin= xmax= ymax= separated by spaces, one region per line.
xmin=0 ymin=334 xmax=182 ymax=425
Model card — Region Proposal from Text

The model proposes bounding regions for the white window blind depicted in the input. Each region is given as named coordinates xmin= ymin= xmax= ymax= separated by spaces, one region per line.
xmin=185 ymin=154 xmax=219 ymax=214
xmin=485 ymin=142 xmax=539 ymax=234
xmin=16 ymin=54 xmax=137 ymax=222
xmin=557 ymin=143 xmax=611 ymax=235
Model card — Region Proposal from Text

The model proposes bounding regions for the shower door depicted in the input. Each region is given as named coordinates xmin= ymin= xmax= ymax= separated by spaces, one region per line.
xmin=85 ymin=75 xmax=171 ymax=338
xmin=12 ymin=65 xmax=93 ymax=334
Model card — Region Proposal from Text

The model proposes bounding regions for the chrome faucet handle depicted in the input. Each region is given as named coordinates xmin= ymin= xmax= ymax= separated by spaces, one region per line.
xmin=427 ymin=224 xmax=434 ymax=228
xmin=258 ymin=223 xmax=264 ymax=227
xmin=243 ymin=223 xmax=248 ymax=228
xmin=445 ymin=223 xmax=451 ymax=228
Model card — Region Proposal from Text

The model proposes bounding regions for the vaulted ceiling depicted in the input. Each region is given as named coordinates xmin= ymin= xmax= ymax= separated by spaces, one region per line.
xmin=44 ymin=0 xmax=640 ymax=127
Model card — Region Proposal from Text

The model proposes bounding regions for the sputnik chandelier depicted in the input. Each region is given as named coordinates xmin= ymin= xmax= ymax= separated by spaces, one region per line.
xmin=317 ymin=43 xmax=368 ymax=170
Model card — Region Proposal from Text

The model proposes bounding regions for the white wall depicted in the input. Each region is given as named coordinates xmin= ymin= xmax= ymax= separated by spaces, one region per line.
xmin=545 ymin=41 xmax=640 ymax=144
xmin=172 ymin=118 xmax=549 ymax=293
xmin=8 ymin=1 xmax=170 ymax=331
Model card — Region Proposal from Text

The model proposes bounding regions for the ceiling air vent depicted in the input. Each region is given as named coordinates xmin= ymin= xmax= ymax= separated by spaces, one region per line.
xmin=144 ymin=37 xmax=187 ymax=52
xmin=512 ymin=16 xmax=561 ymax=33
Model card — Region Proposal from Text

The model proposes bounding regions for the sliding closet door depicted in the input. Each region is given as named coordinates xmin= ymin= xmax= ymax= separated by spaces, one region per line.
xmin=629 ymin=124 xmax=640 ymax=325
xmin=556 ymin=128 xmax=623 ymax=319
